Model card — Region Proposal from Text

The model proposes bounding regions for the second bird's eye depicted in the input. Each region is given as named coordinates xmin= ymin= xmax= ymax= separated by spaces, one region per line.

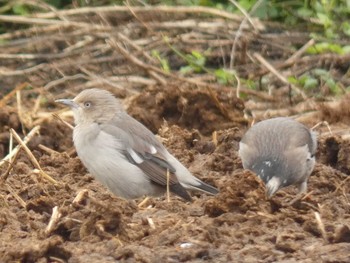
xmin=84 ymin=101 xmax=92 ymax=108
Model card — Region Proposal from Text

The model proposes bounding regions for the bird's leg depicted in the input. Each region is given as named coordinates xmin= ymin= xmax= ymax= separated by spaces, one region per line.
xmin=297 ymin=181 xmax=307 ymax=194
xmin=284 ymin=182 xmax=308 ymax=206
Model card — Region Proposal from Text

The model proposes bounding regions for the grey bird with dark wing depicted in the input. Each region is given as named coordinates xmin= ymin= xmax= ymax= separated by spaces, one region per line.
xmin=239 ymin=117 xmax=317 ymax=197
xmin=56 ymin=88 xmax=218 ymax=201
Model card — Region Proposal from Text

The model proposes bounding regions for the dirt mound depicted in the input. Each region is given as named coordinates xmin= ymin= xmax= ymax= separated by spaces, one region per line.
xmin=127 ymin=84 xmax=246 ymax=136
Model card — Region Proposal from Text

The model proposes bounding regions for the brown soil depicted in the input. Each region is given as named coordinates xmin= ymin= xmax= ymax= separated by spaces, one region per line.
xmin=0 ymin=85 xmax=349 ymax=263
xmin=0 ymin=5 xmax=350 ymax=263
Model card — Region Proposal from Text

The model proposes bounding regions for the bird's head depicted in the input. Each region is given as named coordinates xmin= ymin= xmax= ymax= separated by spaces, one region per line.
xmin=251 ymin=158 xmax=287 ymax=197
xmin=56 ymin=89 xmax=123 ymax=125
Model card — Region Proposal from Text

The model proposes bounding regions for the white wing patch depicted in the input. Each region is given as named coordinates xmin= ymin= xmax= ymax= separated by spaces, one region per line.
xmin=127 ymin=148 xmax=143 ymax=164
xmin=263 ymin=161 xmax=272 ymax=167
xmin=149 ymin=145 xmax=157 ymax=154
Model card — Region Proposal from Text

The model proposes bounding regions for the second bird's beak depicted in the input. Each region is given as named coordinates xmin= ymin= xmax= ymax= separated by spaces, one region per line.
xmin=55 ymin=99 xmax=79 ymax=109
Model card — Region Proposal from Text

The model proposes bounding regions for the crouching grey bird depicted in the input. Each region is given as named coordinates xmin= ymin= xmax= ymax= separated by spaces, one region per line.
xmin=239 ymin=117 xmax=317 ymax=197
xmin=56 ymin=88 xmax=218 ymax=201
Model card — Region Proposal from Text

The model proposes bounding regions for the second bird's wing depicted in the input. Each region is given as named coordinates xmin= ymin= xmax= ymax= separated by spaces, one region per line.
xmin=100 ymin=115 xmax=192 ymax=201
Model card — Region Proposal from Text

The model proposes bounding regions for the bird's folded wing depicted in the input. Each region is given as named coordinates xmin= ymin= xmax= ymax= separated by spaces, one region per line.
xmin=289 ymin=125 xmax=317 ymax=155
xmin=100 ymin=122 xmax=179 ymax=186
xmin=100 ymin=122 xmax=192 ymax=200
xmin=125 ymin=147 xmax=179 ymax=186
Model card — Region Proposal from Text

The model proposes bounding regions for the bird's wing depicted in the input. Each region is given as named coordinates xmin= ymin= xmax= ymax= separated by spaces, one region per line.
xmin=288 ymin=124 xmax=317 ymax=156
xmin=100 ymin=115 xmax=192 ymax=201
xmin=242 ymin=118 xmax=317 ymax=157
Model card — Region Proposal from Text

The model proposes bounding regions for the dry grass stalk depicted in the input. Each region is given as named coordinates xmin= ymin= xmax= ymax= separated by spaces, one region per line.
xmin=10 ymin=128 xmax=58 ymax=184
xmin=52 ymin=113 xmax=74 ymax=130
xmin=108 ymin=38 xmax=275 ymax=102
xmin=32 ymin=5 xmax=251 ymax=23
xmin=32 ymin=92 xmax=43 ymax=116
xmin=2 ymin=4 xmax=350 ymax=129
xmin=314 ymin=211 xmax=329 ymax=243
xmin=147 ymin=217 xmax=156 ymax=230
xmin=0 ymin=63 xmax=47 ymax=76
xmin=0 ymin=125 xmax=41 ymax=168
xmin=253 ymin=52 xmax=307 ymax=99
xmin=205 ymin=86 xmax=232 ymax=120
xmin=0 ymin=82 xmax=29 ymax=108
xmin=212 ymin=131 xmax=218 ymax=147
xmin=72 ymin=189 xmax=89 ymax=204
xmin=229 ymin=0 xmax=263 ymax=68
xmin=333 ymin=176 xmax=350 ymax=194
xmin=38 ymin=144 xmax=60 ymax=155
xmin=0 ymin=14 xmax=111 ymax=30
xmin=6 ymin=184 xmax=26 ymax=208
xmin=312 ymin=121 xmax=332 ymax=135
xmin=45 ymin=206 xmax=62 ymax=235
xmin=0 ymin=146 xmax=22 ymax=182
xmin=286 ymin=190 xmax=314 ymax=206
xmin=285 ymin=39 xmax=315 ymax=64
xmin=138 ymin=196 xmax=150 ymax=208
xmin=79 ymin=67 xmax=124 ymax=91
xmin=16 ymin=90 xmax=33 ymax=130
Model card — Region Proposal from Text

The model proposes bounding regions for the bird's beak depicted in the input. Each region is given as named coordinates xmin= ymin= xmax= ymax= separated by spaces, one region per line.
xmin=55 ymin=99 xmax=79 ymax=109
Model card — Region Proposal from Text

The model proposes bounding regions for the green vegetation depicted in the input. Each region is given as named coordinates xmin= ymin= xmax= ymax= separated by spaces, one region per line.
xmin=288 ymin=68 xmax=345 ymax=96
xmin=1 ymin=0 xmax=349 ymax=97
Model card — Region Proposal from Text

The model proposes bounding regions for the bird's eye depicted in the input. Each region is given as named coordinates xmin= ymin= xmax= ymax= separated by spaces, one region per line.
xmin=84 ymin=101 xmax=92 ymax=108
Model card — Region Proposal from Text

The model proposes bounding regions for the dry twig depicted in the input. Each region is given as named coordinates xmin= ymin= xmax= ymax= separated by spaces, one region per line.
xmin=0 ymin=126 xmax=41 ymax=168
xmin=45 ymin=206 xmax=62 ymax=235
xmin=0 ymin=82 xmax=29 ymax=108
xmin=0 ymin=146 xmax=22 ymax=182
xmin=52 ymin=113 xmax=74 ymax=130
xmin=10 ymin=128 xmax=58 ymax=184
xmin=253 ymin=52 xmax=307 ymax=99
xmin=6 ymin=184 xmax=26 ymax=208
xmin=315 ymin=211 xmax=329 ymax=243
xmin=32 ymin=5 xmax=254 ymax=23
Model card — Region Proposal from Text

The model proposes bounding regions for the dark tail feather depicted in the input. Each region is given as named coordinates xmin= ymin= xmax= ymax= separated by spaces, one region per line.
xmin=194 ymin=181 xmax=219 ymax=195
xmin=170 ymin=183 xmax=193 ymax=202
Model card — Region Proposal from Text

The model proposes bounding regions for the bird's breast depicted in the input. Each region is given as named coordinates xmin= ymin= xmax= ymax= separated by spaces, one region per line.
xmin=73 ymin=124 xmax=126 ymax=170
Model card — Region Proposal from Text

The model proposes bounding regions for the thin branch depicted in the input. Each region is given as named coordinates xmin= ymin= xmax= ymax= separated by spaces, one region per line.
xmin=285 ymin=39 xmax=315 ymax=64
xmin=0 ymin=82 xmax=30 ymax=107
xmin=0 ymin=126 xmax=41 ymax=168
xmin=0 ymin=14 xmax=111 ymax=30
xmin=10 ymin=128 xmax=58 ymax=184
xmin=229 ymin=0 xmax=264 ymax=68
xmin=253 ymin=52 xmax=307 ymax=99
xmin=32 ymin=5 xmax=249 ymax=22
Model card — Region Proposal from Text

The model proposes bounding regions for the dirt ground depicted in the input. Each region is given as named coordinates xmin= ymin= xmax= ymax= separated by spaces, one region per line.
xmin=0 ymin=85 xmax=349 ymax=263
xmin=0 ymin=5 xmax=350 ymax=263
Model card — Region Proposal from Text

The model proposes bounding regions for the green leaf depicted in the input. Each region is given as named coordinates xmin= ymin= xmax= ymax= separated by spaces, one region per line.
xmin=214 ymin=68 xmax=235 ymax=85
xmin=317 ymin=13 xmax=332 ymax=28
xmin=191 ymin=50 xmax=204 ymax=59
xmin=151 ymin=50 xmax=170 ymax=73
xmin=12 ymin=4 xmax=30 ymax=15
xmin=287 ymin=76 xmax=299 ymax=85
xmin=304 ymin=78 xmax=318 ymax=90
xmin=297 ymin=8 xmax=314 ymax=18
xmin=341 ymin=22 xmax=350 ymax=36
xmin=342 ymin=45 xmax=350 ymax=54
xmin=313 ymin=68 xmax=329 ymax=76
xmin=307 ymin=42 xmax=344 ymax=54
xmin=180 ymin=65 xmax=193 ymax=75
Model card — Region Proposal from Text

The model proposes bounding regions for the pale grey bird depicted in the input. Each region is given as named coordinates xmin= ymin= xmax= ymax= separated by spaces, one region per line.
xmin=56 ymin=88 xmax=218 ymax=201
xmin=239 ymin=117 xmax=317 ymax=197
